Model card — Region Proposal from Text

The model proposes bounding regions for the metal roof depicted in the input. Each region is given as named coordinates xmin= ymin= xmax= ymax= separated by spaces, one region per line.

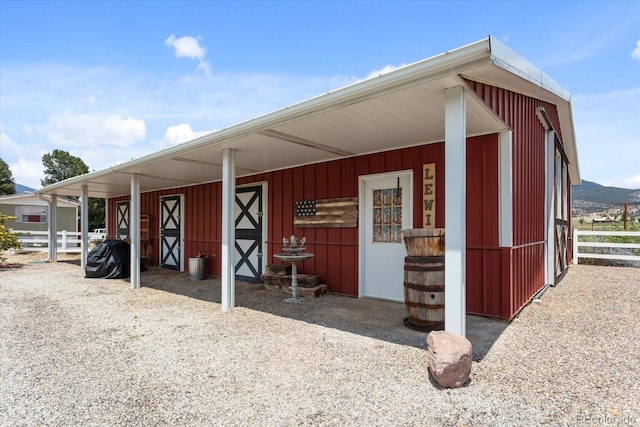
xmin=37 ymin=36 xmax=579 ymax=199
xmin=0 ymin=193 xmax=80 ymax=207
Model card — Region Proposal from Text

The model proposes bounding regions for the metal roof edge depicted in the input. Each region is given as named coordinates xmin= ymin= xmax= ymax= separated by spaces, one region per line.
xmin=36 ymin=167 xmax=122 ymax=196
xmin=488 ymin=35 xmax=571 ymax=102
xmin=40 ymin=37 xmax=584 ymax=192
xmin=43 ymin=37 xmax=495 ymax=180
xmin=487 ymin=36 xmax=579 ymax=183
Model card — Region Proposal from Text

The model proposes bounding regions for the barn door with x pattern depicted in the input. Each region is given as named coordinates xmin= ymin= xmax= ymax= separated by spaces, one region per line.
xmin=116 ymin=201 xmax=130 ymax=240
xmin=160 ymin=195 xmax=182 ymax=270
xmin=554 ymin=147 xmax=569 ymax=283
xmin=235 ymin=185 xmax=264 ymax=283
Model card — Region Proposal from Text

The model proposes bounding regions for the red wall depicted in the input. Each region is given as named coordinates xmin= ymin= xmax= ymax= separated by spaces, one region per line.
xmin=238 ymin=144 xmax=447 ymax=296
xmin=465 ymin=133 xmax=502 ymax=316
xmin=108 ymin=143 xmax=449 ymax=296
xmin=467 ymin=80 xmax=567 ymax=318
xmin=107 ymin=82 xmax=571 ymax=320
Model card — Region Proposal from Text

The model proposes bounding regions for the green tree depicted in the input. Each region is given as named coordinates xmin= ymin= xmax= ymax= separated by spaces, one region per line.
xmin=41 ymin=149 xmax=104 ymax=230
xmin=0 ymin=213 xmax=21 ymax=263
xmin=0 ymin=158 xmax=17 ymax=195
xmin=88 ymin=197 xmax=106 ymax=230
xmin=41 ymin=149 xmax=89 ymax=187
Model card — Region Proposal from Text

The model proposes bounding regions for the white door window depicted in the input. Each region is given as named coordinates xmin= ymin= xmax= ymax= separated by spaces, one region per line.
xmin=360 ymin=171 xmax=412 ymax=301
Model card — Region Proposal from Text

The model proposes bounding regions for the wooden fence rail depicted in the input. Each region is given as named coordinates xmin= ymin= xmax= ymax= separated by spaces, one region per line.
xmin=13 ymin=230 xmax=83 ymax=252
xmin=572 ymin=230 xmax=640 ymax=264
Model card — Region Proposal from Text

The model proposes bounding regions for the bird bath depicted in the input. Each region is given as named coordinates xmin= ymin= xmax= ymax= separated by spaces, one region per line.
xmin=274 ymin=252 xmax=315 ymax=303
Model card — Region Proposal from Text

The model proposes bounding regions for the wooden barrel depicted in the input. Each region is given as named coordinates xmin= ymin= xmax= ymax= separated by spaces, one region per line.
xmin=402 ymin=228 xmax=445 ymax=256
xmin=403 ymin=255 xmax=444 ymax=331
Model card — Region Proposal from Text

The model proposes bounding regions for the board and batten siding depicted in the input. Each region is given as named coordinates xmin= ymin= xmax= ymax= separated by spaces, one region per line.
xmin=238 ymin=143 xmax=447 ymax=296
xmin=467 ymin=80 xmax=569 ymax=319
xmin=107 ymin=144 xmax=447 ymax=296
xmin=105 ymin=81 xmax=570 ymax=320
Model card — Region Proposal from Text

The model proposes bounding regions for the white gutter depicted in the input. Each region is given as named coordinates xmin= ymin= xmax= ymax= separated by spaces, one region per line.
xmin=37 ymin=35 xmax=580 ymax=195
xmin=36 ymin=37 xmax=495 ymax=196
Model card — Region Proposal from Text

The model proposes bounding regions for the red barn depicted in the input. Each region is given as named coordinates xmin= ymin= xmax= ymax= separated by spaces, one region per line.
xmin=39 ymin=36 xmax=579 ymax=336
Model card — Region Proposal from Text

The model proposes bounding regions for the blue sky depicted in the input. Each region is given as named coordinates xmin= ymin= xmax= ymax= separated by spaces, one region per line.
xmin=1 ymin=0 xmax=639 ymax=190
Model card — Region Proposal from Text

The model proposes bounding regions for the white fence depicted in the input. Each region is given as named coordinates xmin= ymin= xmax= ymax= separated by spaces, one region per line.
xmin=13 ymin=230 xmax=83 ymax=252
xmin=573 ymin=230 xmax=640 ymax=264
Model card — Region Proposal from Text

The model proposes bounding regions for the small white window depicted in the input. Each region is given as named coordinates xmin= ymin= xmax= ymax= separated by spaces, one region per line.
xmin=16 ymin=206 xmax=47 ymax=223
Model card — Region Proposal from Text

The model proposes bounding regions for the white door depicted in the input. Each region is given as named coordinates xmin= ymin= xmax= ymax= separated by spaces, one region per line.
xmin=360 ymin=171 xmax=412 ymax=301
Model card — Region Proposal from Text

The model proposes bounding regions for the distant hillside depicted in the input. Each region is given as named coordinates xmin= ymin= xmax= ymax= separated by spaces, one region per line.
xmin=572 ymin=180 xmax=640 ymax=216
xmin=15 ymin=183 xmax=36 ymax=193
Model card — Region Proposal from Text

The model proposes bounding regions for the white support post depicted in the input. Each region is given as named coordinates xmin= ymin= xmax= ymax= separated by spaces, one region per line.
xmin=444 ymin=85 xmax=466 ymax=337
xmin=221 ymin=148 xmax=236 ymax=312
xmin=81 ymin=184 xmax=89 ymax=269
xmin=49 ymin=195 xmax=58 ymax=263
xmin=499 ymin=131 xmax=513 ymax=247
xmin=545 ymin=131 xmax=555 ymax=285
xmin=104 ymin=198 xmax=109 ymax=239
xmin=130 ymin=174 xmax=141 ymax=289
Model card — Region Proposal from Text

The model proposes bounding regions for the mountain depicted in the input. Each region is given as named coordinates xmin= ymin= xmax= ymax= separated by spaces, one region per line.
xmin=15 ymin=183 xmax=36 ymax=193
xmin=572 ymin=180 xmax=640 ymax=216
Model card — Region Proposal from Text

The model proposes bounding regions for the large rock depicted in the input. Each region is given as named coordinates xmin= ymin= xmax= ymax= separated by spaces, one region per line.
xmin=427 ymin=330 xmax=472 ymax=388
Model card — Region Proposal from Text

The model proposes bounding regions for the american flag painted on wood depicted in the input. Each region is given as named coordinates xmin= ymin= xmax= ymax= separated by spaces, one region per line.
xmin=294 ymin=197 xmax=358 ymax=228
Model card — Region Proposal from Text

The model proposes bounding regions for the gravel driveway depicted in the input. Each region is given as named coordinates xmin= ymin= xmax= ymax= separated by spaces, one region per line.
xmin=1 ymin=253 xmax=639 ymax=426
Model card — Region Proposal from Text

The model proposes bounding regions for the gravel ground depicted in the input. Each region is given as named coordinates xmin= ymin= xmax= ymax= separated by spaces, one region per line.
xmin=1 ymin=252 xmax=639 ymax=426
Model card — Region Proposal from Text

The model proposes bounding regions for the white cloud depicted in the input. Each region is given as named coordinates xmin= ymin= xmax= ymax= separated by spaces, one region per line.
xmin=616 ymin=174 xmax=640 ymax=189
xmin=35 ymin=111 xmax=146 ymax=149
xmin=0 ymin=125 xmax=20 ymax=157
xmin=1 ymin=61 xmax=363 ymax=180
xmin=165 ymin=34 xmax=205 ymax=60
xmin=632 ymin=40 xmax=640 ymax=61
xmin=1 ymin=126 xmax=47 ymax=188
xmin=361 ymin=64 xmax=405 ymax=81
xmin=11 ymin=158 xmax=44 ymax=190
xmin=161 ymin=123 xmax=214 ymax=148
xmin=165 ymin=34 xmax=212 ymax=75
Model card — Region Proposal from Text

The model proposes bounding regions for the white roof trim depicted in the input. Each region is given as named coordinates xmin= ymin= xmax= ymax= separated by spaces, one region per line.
xmin=0 ymin=193 xmax=80 ymax=207
xmin=488 ymin=36 xmax=571 ymax=102
xmin=36 ymin=36 xmax=579 ymax=197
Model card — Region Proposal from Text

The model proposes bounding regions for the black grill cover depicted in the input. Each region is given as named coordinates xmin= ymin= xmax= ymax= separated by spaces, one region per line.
xmin=85 ymin=240 xmax=146 ymax=279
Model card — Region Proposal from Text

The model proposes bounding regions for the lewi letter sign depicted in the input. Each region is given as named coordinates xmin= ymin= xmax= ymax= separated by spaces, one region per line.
xmin=423 ymin=163 xmax=436 ymax=228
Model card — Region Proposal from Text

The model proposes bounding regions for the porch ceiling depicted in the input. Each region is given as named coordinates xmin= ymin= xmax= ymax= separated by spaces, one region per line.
xmin=37 ymin=36 xmax=578 ymax=199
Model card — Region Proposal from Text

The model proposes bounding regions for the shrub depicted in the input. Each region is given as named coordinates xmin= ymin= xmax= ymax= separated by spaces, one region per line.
xmin=0 ymin=213 xmax=22 ymax=262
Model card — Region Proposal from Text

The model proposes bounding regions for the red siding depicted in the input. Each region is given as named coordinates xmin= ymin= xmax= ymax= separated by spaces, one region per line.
xmin=106 ymin=82 xmax=566 ymax=320
xmin=465 ymin=134 xmax=501 ymax=317
xmin=241 ymin=148 xmax=445 ymax=296
xmin=468 ymin=80 xmax=566 ymax=318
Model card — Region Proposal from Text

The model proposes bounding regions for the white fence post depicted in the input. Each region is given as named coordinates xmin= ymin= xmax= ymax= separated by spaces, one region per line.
xmin=573 ymin=229 xmax=579 ymax=265
xmin=62 ymin=230 xmax=68 ymax=250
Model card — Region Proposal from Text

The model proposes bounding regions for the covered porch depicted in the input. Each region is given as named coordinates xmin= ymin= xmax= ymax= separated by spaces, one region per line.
xmin=36 ymin=36 xmax=578 ymax=337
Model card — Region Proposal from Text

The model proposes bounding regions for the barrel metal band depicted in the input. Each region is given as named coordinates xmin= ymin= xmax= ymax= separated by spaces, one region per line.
xmin=404 ymin=301 xmax=445 ymax=309
xmin=403 ymin=282 xmax=444 ymax=292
